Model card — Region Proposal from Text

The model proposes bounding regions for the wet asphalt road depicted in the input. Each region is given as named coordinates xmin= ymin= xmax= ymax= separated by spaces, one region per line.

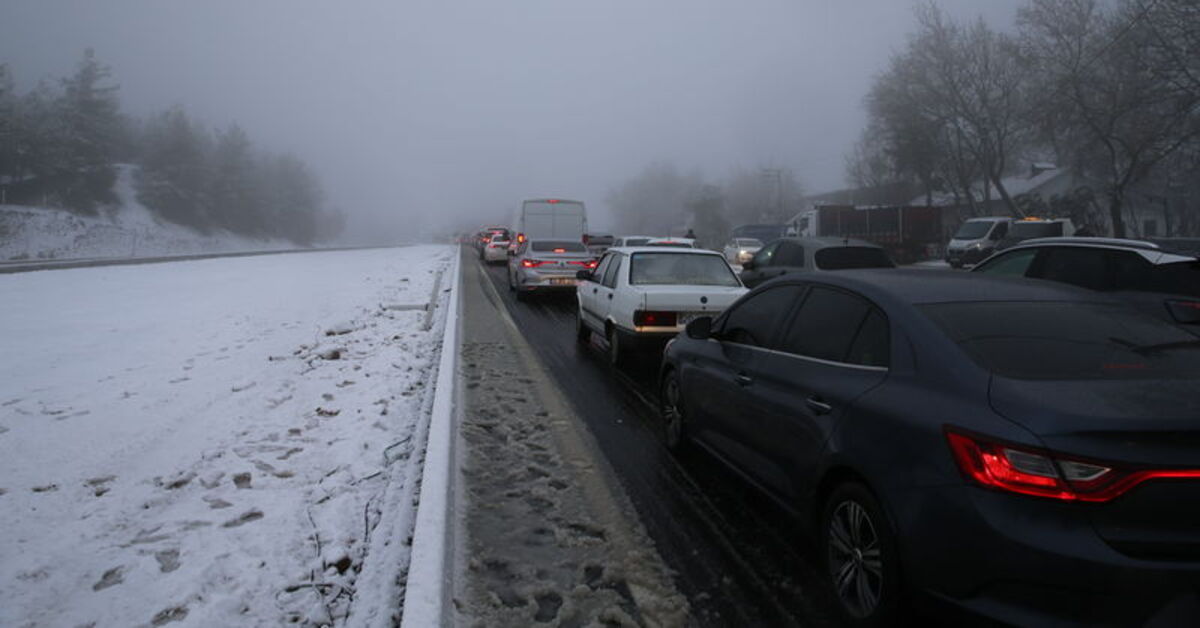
xmin=472 ymin=253 xmax=842 ymax=627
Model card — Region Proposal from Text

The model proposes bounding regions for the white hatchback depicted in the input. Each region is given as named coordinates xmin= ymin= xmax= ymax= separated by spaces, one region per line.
xmin=574 ymin=247 xmax=747 ymax=366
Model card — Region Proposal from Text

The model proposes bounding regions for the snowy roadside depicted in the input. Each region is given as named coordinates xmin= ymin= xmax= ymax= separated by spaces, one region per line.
xmin=0 ymin=246 xmax=453 ymax=627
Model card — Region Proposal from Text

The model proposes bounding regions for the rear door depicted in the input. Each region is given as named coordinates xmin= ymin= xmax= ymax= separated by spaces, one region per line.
xmin=734 ymin=286 xmax=890 ymax=500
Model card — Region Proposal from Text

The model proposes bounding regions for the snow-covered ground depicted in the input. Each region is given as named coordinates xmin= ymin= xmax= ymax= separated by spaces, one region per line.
xmin=0 ymin=246 xmax=453 ymax=627
xmin=0 ymin=165 xmax=295 ymax=262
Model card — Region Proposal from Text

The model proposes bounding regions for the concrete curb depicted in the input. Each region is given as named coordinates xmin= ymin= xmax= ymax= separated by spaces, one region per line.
xmin=400 ymin=248 xmax=463 ymax=627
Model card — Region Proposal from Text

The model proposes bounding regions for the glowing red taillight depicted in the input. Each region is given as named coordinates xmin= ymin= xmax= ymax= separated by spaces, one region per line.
xmin=633 ymin=310 xmax=678 ymax=327
xmin=521 ymin=259 xmax=549 ymax=268
xmin=945 ymin=428 xmax=1200 ymax=502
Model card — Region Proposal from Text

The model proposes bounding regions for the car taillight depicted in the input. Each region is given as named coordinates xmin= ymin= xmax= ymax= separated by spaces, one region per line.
xmin=521 ymin=259 xmax=548 ymax=268
xmin=517 ymin=233 xmax=526 ymax=243
xmin=945 ymin=428 xmax=1200 ymax=502
xmin=633 ymin=311 xmax=678 ymax=327
xmin=586 ymin=259 xmax=598 ymax=269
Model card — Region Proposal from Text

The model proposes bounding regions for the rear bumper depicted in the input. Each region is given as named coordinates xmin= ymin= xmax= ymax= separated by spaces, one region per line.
xmin=515 ymin=269 xmax=578 ymax=292
xmin=900 ymin=484 xmax=1200 ymax=626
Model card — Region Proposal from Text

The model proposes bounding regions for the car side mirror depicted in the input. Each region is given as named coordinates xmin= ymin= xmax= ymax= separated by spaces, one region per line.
xmin=742 ymin=259 xmax=756 ymax=270
xmin=576 ymin=270 xmax=593 ymax=280
xmin=685 ymin=316 xmax=713 ymax=340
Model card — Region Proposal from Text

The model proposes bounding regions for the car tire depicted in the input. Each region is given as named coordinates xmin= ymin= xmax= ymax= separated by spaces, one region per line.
xmin=660 ymin=368 xmax=688 ymax=451
xmin=607 ymin=327 xmax=627 ymax=367
xmin=575 ymin=307 xmax=590 ymax=344
xmin=821 ymin=482 xmax=902 ymax=628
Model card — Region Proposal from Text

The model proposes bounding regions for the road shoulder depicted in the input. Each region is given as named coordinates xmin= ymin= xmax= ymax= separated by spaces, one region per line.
xmin=454 ymin=251 xmax=689 ymax=626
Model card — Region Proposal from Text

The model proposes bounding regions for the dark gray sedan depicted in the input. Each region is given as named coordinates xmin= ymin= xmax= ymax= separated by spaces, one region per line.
xmin=660 ymin=269 xmax=1200 ymax=626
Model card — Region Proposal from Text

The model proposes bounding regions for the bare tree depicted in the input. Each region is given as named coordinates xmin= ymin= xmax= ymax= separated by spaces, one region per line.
xmin=1019 ymin=0 xmax=1200 ymax=237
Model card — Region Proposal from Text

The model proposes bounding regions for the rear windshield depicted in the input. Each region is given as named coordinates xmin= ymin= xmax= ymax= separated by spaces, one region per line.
xmin=922 ymin=301 xmax=1200 ymax=380
xmin=530 ymin=241 xmax=586 ymax=252
xmin=629 ymin=253 xmax=741 ymax=286
xmin=953 ymin=221 xmax=994 ymax=240
xmin=735 ymin=238 xmax=762 ymax=247
xmin=815 ymin=247 xmax=895 ymax=270
xmin=1010 ymin=222 xmax=1064 ymax=238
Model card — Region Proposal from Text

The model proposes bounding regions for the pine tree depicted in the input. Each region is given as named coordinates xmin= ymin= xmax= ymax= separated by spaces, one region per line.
xmin=136 ymin=106 xmax=212 ymax=230
xmin=210 ymin=124 xmax=261 ymax=235
xmin=56 ymin=49 xmax=122 ymax=211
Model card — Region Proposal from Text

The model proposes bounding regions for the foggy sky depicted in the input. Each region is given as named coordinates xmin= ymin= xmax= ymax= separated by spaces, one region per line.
xmin=1 ymin=0 xmax=1024 ymax=236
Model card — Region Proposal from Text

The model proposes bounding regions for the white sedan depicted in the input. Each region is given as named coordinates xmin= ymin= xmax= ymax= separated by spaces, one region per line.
xmin=722 ymin=237 xmax=763 ymax=265
xmin=481 ymin=233 xmax=511 ymax=263
xmin=574 ymin=247 xmax=747 ymax=366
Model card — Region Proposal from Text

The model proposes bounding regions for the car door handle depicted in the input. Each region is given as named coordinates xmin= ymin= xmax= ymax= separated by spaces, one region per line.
xmin=607 ymin=294 xmax=613 ymax=300
xmin=805 ymin=396 xmax=833 ymax=415
xmin=734 ymin=373 xmax=753 ymax=387
xmin=593 ymin=288 xmax=598 ymax=294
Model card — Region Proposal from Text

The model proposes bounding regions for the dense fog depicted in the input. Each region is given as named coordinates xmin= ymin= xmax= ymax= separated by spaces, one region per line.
xmin=1 ymin=1 xmax=1026 ymax=240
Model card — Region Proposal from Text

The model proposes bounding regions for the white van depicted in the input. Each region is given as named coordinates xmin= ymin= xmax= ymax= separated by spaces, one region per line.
xmin=513 ymin=198 xmax=588 ymax=247
xmin=945 ymin=217 xmax=1012 ymax=268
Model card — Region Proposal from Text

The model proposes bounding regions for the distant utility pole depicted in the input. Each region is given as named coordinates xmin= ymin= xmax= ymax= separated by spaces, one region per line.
xmin=761 ymin=168 xmax=785 ymax=222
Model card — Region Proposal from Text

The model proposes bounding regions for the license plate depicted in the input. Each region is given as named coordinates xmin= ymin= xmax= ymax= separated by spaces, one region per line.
xmin=550 ymin=277 xmax=575 ymax=286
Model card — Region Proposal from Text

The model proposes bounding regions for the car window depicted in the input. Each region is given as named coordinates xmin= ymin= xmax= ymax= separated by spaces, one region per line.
xmin=720 ymin=285 xmax=806 ymax=348
xmin=1150 ymin=262 xmax=1200 ymax=298
xmin=1110 ymin=250 xmax=1155 ymax=292
xmin=1034 ymin=247 xmax=1111 ymax=291
xmin=922 ymin=301 xmax=1200 ymax=380
xmin=845 ymin=308 xmax=890 ymax=367
xmin=814 ymin=247 xmax=894 ymax=270
xmin=591 ymin=253 xmax=613 ymax=283
xmin=629 ymin=253 xmax=741 ymax=286
xmin=601 ymin=254 xmax=623 ymax=288
xmin=752 ymin=241 xmax=780 ymax=267
xmin=991 ymin=221 xmax=1008 ymax=239
xmin=975 ymin=248 xmax=1037 ymax=276
xmin=780 ymin=287 xmax=872 ymax=363
xmin=531 ymin=241 xmax=586 ymax=252
xmin=773 ymin=242 xmax=805 ymax=267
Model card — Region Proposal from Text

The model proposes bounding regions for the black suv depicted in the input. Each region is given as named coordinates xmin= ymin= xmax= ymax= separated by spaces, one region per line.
xmin=973 ymin=237 xmax=1200 ymax=325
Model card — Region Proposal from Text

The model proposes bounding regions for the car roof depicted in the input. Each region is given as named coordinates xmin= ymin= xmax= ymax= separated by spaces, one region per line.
xmin=767 ymin=268 xmax=1105 ymax=307
xmin=996 ymin=237 xmax=1199 ymax=259
xmin=606 ymin=246 xmax=724 ymax=256
xmin=774 ymin=236 xmax=883 ymax=249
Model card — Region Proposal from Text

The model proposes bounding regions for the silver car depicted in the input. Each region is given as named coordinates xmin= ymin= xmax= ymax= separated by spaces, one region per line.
xmin=507 ymin=239 xmax=597 ymax=300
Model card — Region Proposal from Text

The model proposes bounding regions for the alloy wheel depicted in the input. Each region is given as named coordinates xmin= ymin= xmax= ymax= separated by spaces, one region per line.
xmin=661 ymin=372 xmax=684 ymax=449
xmin=827 ymin=499 xmax=884 ymax=619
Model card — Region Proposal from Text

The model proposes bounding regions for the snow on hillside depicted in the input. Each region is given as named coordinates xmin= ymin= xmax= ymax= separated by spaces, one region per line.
xmin=0 ymin=246 xmax=453 ymax=627
xmin=0 ymin=165 xmax=295 ymax=261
